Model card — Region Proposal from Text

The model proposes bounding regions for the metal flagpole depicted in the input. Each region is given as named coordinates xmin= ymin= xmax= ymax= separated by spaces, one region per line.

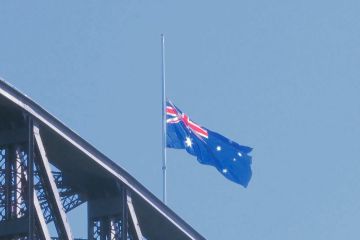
xmin=161 ymin=34 xmax=167 ymax=204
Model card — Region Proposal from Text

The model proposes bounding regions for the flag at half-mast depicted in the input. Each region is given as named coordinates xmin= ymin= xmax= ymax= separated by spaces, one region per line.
xmin=166 ymin=100 xmax=252 ymax=187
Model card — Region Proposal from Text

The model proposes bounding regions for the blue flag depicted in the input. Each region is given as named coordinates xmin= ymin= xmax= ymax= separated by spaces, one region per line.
xmin=166 ymin=100 xmax=252 ymax=187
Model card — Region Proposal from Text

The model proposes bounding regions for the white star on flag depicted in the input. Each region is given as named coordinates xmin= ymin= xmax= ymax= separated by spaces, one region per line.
xmin=185 ymin=137 xmax=193 ymax=148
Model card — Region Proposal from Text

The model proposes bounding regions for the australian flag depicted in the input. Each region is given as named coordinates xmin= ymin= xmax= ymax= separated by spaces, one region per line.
xmin=166 ymin=100 xmax=253 ymax=187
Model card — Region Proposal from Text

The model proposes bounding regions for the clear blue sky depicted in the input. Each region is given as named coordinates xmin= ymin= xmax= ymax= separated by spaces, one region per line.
xmin=1 ymin=1 xmax=360 ymax=239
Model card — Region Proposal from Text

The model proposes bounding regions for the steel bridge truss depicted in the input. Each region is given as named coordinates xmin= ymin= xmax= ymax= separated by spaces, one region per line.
xmin=0 ymin=121 xmax=144 ymax=240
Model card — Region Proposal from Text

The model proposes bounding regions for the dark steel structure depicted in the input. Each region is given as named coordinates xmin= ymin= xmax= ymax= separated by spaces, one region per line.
xmin=0 ymin=79 xmax=205 ymax=240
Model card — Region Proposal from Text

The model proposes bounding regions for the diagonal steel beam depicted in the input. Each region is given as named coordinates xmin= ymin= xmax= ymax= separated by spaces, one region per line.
xmin=23 ymin=166 xmax=51 ymax=240
xmin=34 ymin=125 xmax=73 ymax=240
xmin=126 ymin=192 xmax=143 ymax=240
xmin=33 ymin=190 xmax=51 ymax=240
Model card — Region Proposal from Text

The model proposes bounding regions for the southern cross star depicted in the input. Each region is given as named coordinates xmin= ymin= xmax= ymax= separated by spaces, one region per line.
xmin=185 ymin=137 xmax=193 ymax=148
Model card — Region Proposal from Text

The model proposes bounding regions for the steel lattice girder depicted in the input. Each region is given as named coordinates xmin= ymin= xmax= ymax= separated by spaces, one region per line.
xmin=0 ymin=78 xmax=205 ymax=240
xmin=34 ymin=171 xmax=85 ymax=224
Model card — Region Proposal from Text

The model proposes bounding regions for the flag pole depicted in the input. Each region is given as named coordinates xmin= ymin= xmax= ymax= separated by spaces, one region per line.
xmin=161 ymin=34 xmax=167 ymax=204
